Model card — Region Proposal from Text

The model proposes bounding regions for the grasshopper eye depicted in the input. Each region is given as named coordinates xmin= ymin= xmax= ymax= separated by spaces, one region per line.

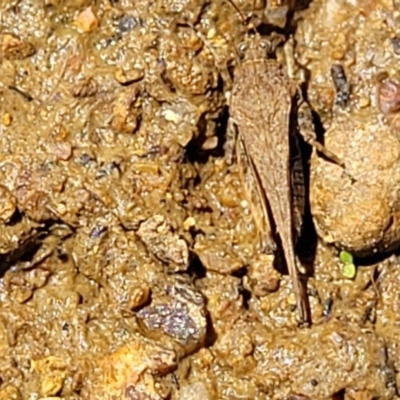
xmin=237 ymin=42 xmax=247 ymax=57
xmin=259 ymin=39 xmax=272 ymax=54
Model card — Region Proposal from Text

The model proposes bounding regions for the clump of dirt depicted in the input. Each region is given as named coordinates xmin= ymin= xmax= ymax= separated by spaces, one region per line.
xmin=296 ymin=0 xmax=400 ymax=257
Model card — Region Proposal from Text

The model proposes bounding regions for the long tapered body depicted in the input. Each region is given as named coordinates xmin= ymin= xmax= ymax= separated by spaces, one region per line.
xmin=230 ymin=41 xmax=308 ymax=322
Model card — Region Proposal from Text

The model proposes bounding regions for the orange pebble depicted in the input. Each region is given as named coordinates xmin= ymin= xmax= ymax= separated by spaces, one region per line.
xmin=3 ymin=113 xmax=12 ymax=126
xmin=75 ymin=6 xmax=98 ymax=32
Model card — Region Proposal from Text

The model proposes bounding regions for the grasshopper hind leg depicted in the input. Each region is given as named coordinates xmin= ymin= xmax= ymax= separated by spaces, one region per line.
xmin=283 ymin=38 xmax=353 ymax=180
xmin=296 ymin=99 xmax=348 ymax=169
xmin=225 ymin=120 xmax=274 ymax=251
xmin=290 ymin=136 xmax=306 ymax=246
xmin=235 ymin=130 xmax=276 ymax=254
xmin=225 ymin=119 xmax=238 ymax=167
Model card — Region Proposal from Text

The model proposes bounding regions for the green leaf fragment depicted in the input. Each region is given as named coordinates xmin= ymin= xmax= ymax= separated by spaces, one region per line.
xmin=339 ymin=250 xmax=357 ymax=279
xmin=342 ymin=263 xmax=357 ymax=279
xmin=339 ymin=250 xmax=353 ymax=265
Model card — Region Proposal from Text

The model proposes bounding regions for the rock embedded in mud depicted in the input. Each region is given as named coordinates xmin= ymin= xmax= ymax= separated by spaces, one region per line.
xmin=0 ymin=384 xmax=21 ymax=399
xmin=193 ymin=239 xmax=243 ymax=274
xmin=124 ymin=385 xmax=159 ymax=400
xmin=86 ymin=337 xmax=177 ymax=399
xmin=112 ymin=279 xmax=151 ymax=312
xmin=265 ymin=0 xmax=291 ymax=28
xmin=294 ymin=0 xmax=400 ymax=257
xmin=1 ymin=33 xmax=35 ymax=60
xmin=114 ymin=67 xmax=144 ymax=85
xmin=74 ymin=7 xmax=99 ymax=32
xmin=118 ymin=15 xmax=141 ymax=33
xmin=137 ymin=215 xmax=189 ymax=272
xmin=391 ymin=35 xmax=400 ymax=55
xmin=294 ymin=0 xmax=400 ymax=120
xmin=110 ymin=85 xmax=142 ymax=134
xmin=177 ymin=381 xmax=213 ymax=400
xmin=31 ymin=356 xmax=67 ymax=397
xmin=330 ymin=64 xmax=350 ymax=107
xmin=159 ymin=99 xmax=202 ymax=148
xmin=39 ymin=398 xmax=63 ymax=400
xmin=244 ymin=253 xmax=280 ymax=295
xmin=16 ymin=189 xmax=52 ymax=223
xmin=0 ymin=185 xmax=16 ymax=223
xmin=136 ymin=277 xmax=207 ymax=354
xmin=310 ymin=111 xmax=400 ymax=256
xmin=213 ymin=318 xmax=255 ymax=373
xmin=251 ymin=319 xmax=395 ymax=398
xmin=377 ymin=77 xmax=400 ymax=115
xmin=374 ymin=258 xmax=400 ymax=384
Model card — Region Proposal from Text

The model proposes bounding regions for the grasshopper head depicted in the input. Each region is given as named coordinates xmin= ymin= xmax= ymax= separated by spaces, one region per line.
xmin=238 ymin=32 xmax=282 ymax=61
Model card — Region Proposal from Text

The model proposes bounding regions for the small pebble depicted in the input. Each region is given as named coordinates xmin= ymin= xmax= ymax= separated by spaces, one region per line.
xmin=201 ymin=136 xmax=218 ymax=150
xmin=240 ymin=200 xmax=248 ymax=208
xmin=331 ymin=64 xmax=350 ymax=107
xmin=3 ymin=113 xmax=12 ymax=126
xmin=51 ymin=141 xmax=73 ymax=161
xmin=377 ymin=78 xmax=400 ymax=115
xmin=118 ymin=15 xmax=141 ymax=32
xmin=41 ymin=373 xmax=64 ymax=397
xmin=1 ymin=33 xmax=35 ymax=60
xmin=183 ymin=216 xmax=196 ymax=230
xmin=358 ymin=96 xmax=370 ymax=108
xmin=75 ymin=7 xmax=98 ymax=32
xmin=391 ymin=35 xmax=400 ymax=55
xmin=162 ymin=109 xmax=181 ymax=124
xmin=114 ymin=67 xmax=144 ymax=84
xmin=207 ymin=28 xmax=216 ymax=39
xmin=0 ymin=185 xmax=16 ymax=223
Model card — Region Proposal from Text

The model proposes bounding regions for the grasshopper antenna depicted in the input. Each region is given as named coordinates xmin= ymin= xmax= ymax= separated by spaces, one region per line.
xmin=227 ymin=0 xmax=247 ymax=23
xmin=227 ymin=0 xmax=259 ymax=36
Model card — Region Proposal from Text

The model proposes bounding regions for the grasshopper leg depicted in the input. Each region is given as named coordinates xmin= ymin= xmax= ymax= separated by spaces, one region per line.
xmin=283 ymin=37 xmax=348 ymax=172
xmin=232 ymin=121 xmax=276 ymax=253
xmin=297 ymin=101 xmax=355 ymax=182
xmin=290 ymin=134 xmax=306 ymax=244
xmin=296 ymin=100 xmax=344 ymax=166
xmin=225 ymin=119 xmax=238 ymax=166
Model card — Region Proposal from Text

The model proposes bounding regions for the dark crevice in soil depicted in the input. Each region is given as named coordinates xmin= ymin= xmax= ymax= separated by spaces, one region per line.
xmin=241 ymin=287 xmax=252 ymax=310
xmin=204 ymin=312 xmax=218 ymax=347
xmin=186 ymin=253 xmax=207 ymax=279
xmin=332 ymin=389 xmax=345 ymax=400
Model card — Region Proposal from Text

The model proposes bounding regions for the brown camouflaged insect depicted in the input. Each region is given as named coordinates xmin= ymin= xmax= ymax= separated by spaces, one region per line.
xmin=226 ymin=1 xmax=347 ymax=324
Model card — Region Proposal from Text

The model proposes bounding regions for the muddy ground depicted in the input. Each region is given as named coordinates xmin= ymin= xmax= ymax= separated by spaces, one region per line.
xmin=1 ymin=0 xmax=400 ymax=399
